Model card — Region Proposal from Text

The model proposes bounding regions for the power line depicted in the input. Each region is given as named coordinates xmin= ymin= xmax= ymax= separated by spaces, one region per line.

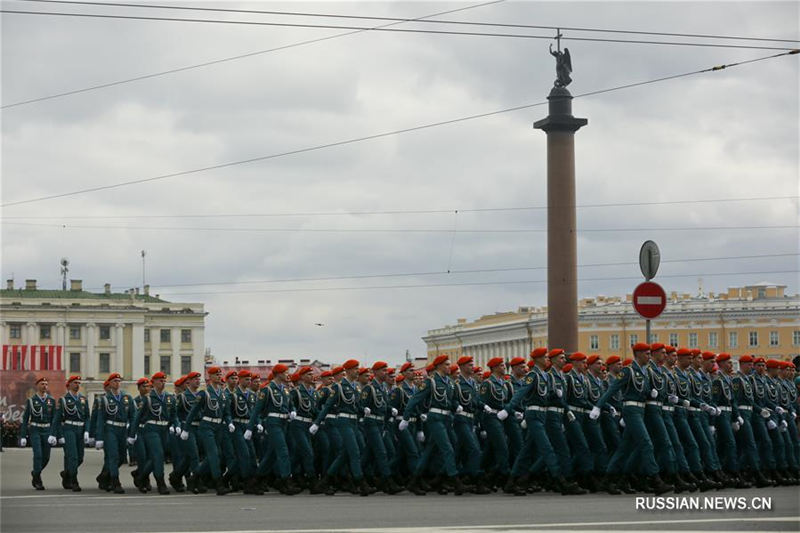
xmin=155 ymin=270 xmax=800 ymax=296
xmin=2 ymin=195 xmax=797 ymax=220
xmin=2 ymin=50 xmax=796 ymax=209
xmin=87 ymin=252 xmax=799 ymax=290
xmin=17 ymin=0 xmax=800 ymax=45
xmin=2 ymin=9 xmax=797 ymax=52
xmin=1 ymin=0 xmax=505 ymax=109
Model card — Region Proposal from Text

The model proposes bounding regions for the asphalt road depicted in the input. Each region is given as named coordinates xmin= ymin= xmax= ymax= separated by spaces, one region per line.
xmin=1 ymin=449 xmax=798 ymax=533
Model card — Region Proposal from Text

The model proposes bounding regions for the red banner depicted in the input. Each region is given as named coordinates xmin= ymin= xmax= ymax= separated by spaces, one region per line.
xmin=1 ymin=345 xmax=62 ymax=371
xmin=0 ymin=370 xmax=67 ymax=423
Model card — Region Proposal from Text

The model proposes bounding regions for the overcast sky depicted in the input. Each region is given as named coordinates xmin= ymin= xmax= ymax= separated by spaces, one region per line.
xmin=2 ymin=1 xmax=798 ymax=364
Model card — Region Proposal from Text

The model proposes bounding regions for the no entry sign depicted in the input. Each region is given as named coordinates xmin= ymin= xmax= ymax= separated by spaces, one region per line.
xmin=632 ymin=281 xmax=667 ymax=319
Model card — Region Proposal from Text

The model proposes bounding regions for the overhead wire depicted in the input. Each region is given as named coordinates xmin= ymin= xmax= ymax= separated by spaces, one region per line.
xmin=2 ymin=49 xmax=797 ymax=209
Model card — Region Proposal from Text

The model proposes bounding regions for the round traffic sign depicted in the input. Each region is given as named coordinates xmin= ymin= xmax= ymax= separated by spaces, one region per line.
xmin=632 ymin=281 xmax=667 ymax=319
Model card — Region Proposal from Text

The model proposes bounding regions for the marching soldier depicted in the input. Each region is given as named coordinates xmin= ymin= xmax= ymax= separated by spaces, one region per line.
xmin=175 ymin=371 xmax=206 ymax=494
xmin=600 ymin=355 xmax=623 ymax=456
xmin=712 ymin=353 xmax=750 ymax=487
xmin=360 ymin=362 xmax=403 ymax=494
xmin=129 ymin=378 xmax=152 ymax=492
xmin=50 ymin=375 xmax=90 ymax=492
xmin=453 ymin=356 xmax=491 ymax=493
xmin=389 ymin=363 xmax=420 ymax=481
xmin=288 ymin=366 xmax=319 ymax=492
xmin=731 ymin=355 xmax=772 ymax=487
xmin=20 ymin=375 xmax=56 ymax=490
xmin=95 ymin=372 xmax=135 ymax=493
xmin=562 ymin=352 xmax=595 ymax=490
xmin=482 ymin=357 xmax=512 ymax=489
xmin=545 ymin=350 xmax=576 ymax=482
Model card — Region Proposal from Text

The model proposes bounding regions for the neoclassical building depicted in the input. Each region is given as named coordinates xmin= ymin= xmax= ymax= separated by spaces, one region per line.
xmin=1 ymin=278 xmax=206 ymax=396
xmin=423 ymin=282 xmax=800 ymax=366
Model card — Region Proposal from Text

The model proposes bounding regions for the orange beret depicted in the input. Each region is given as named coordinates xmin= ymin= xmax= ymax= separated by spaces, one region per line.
xmin=400 ymin=362 xmax=414 ymax=373
xmin=297 ymin=366 xmax=313 ymax=376
xmin=622 ymin=358 xmax=633 ymax=367
xmin=587 ymin=355 xmax=601 ymax=365
xmin=569 ymin=352 xmax=587 ymax=362
xmin=289 ymin=372 xmax=301 ymax=383
xmin=738 ymin=355 xmax=754 ymax=364
xmin=473 ymin=366 xmax=482 ymax=374
xmin=531 ymin=347 xmax=549 ymax=358
xmin=425 ymin=364 xmax=435 ymax=373
xmin=509 ymin=357 xmax=526 ymax=367
xmin=396 ymin=374 xmax=406 ymax=383
xmin=136 ymin=377 xmax=150 ymax=386
xmin=753 ymin=357 xmax=765 ymax=365
xmin=174 ymin=375 xmax=187 ymax=387
xmin=665 ymin=345 xmax=676 ymax=353
xmin=716 ymin=353 xmax=731 ymax=362
xmin=650 ymin=343 xmax=665 ymax=352
xmin=387 ymin=368 xmax=395 ymax=375
xmin=35 ymin=375 xmax=48 ymax=384
xmin=766 ymin=359 xmax=780 ymax=369
xmin=186 ymin=371 xmax=201 ymax=379
xmin=432 ymin=355 xmax=450 ymax=367
xmin=548 ymin=349 xmax=565 ymax=358
xmin=272 ymin=363 xmax=289 ymax=374
xmin=358 ymin=367 xmax=370 ymax=375
xmin=107 ymin=372 xmax=122 ymax=382
xmin=66 ymin=375 xmax=81 ymax=384
xmin=331 ymin=366 xmax=344 ymax=375
xmin=151 ymin=371 xmax=167 ymax=380
xmin=238 ymin=369 xmax=251 ymax=378
xmin=780 ymin=361 xmax=792 ymax=369
xmin=207 ymin=366 xmax=221 ymax=375
xmin=691 ymin=349 xmax=701 ymax=356
xmin=250 ymin=373 xmax=261 ymax=380
xmin=457 ymin=356 xmax=473 ymax=366
xmin=562 ymin=363 xmax=574 ymax=373
xmin=449 ymin=364 xmax=459 ymax=375
xmin=487 ymin=357 xmax=504 ymax=369
xmin=701 ymin=351 xmax=716 ymax=361
xmin=371 ymin=361 xmax=388 ymax=371
xmin=224 ymin=370 xmax=237 ymax=381
xmin=343 ymin=359 xmax=360 ymax=370
xmin=482 ymin=371 xmax=491 ymax=379
xmin=676 ymin=348 xmax=692 ymax=356
xmin=606 ymin=355 xmax=621 ymax=365
xmin=320 ymin=370 xmax=332 ymax=378
xmin=632 ymin=343 xmax=651 ymax=352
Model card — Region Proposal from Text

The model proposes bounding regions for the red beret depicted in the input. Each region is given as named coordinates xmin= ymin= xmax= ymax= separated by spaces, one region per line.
xmin=250 ymin=373 xmax=261 ymax=380
xmin=432 ymin=355 xmax=450 ymax=367
xmin=473 ymin=366 xmax=482 ymax=374
xmin=331 ymin=366 xmax=344 ymax=375
xmin=224 ymin=370 xmax=237 ymax=381
xmin=690 ymin=349 xmax=701 ymax=356
xmin=632 ymin=343 xmax=651 ymax=352
xmin=372 ymin=361 xmax=388 ymax=371
xmin=66 ymin=375 xmax=81 ymax=384
xmin=457 ymin=355 xmax=473 ymax=366
xmin=151 ymin=372 xmax=167 ymax=380
xmin=238 ymin=369 xmax=251 ymax=378
xmin=606 ymin=355 xmax=621 ymax=365
xmin=754 ymin=357 xmax=766 ymax=365
xmin=396 ymin=374 xmax=406 ymax=383
xmin=738 ymin=355 xmax=754 ymax=364
xmin=387 ymin=368 xmax=395 ymax=375
xmin=186 ymin=371 xmax=201 ymax=379
xmin=650 ymin=343 xmax=665 ymax=352
xmin=766 ymin=359 xmax=780 ymax=369
xmin=450 ymin=364 xmax=460 ymax=375
xmin=781 ymin=361 xmax=793 ymax=369
xmin=297 ymin=366 xmax=313 ymax=376
xmin=207 ymin=366 xmax=221 ymax=375
xmin=106 ymin=372 xmax=121 ymax=382
xmin=487 ymin=357 xmax=504 ymax=369
xmin=289 ymin=372 xmax=301 ymax=383
xmin=665 ymin=345 xmax=676 ymax=354
xmin=320 ymin=370 xmax=332 ymax=378
xmin=587 ymin=355 xmax=601 ymax=366
xmin=716 ymin=353 xmax=731 ymax=362
xmin=701 ymin=351 xmax=716 ymax=361
xmin=676 ymin=348 xmax=693 ymax=356
xmin=425 ymin=364 xmax=434 ymax=373
xmin=35 ymin=375 xmax=48 ymax=384
xmin=569 ymin=352 xmax=587 ymax=362
xmin=400 ymin=362 xmax=415 ymax=373
xmin=531 ymin=347 xmax=549 ymax=358
xmin=482 ymin=371 xmax=491 ymax=379
xmin=343 ymin=359 xmax=360 ymax=370
xmin=563 ymin=363 xmax=574 ymax=373
xmin=174 ymin=375 xmax=187 ymax=387
xmin=136 ymin=377 xmax=150 ymax=386
xmin=273 ymin=363 xmax=289 ymax=374
xmin=358 ymin=367 xmax=370 ymax=375
xmin=548 ymin=349 xmax=565 ymax=358
xmin=622 ymin=358 xmax=633 ymax=367
xmin=508 ymin=356 xmax=525 ymax=367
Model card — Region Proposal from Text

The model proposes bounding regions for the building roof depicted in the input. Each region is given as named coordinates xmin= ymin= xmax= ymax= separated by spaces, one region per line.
xmin=0 ymin=288 xmax=167 ymax=303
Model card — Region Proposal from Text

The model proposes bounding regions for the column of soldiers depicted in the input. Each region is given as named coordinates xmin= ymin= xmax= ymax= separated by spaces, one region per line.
xmin=19 ymin=345 xmax=800 ymax=495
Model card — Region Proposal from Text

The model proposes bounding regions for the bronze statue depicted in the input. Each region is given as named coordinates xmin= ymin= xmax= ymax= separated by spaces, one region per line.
xmin=549 ymin=43 xmax=572 ymax=88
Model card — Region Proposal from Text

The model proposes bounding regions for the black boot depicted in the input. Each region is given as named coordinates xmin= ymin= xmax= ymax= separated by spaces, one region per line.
xmin=677 ymin=472 xmax=697 ymax=493
xmin=155 ymin=476 xmax=170 ymax=495
xmin=472 ymin=475 xmax=492 ymax=495
xmin=692 ymin=472 xmax=716 ymax=492
xmin=308 ymin=475 xmax=324 ymax=495
xmin=557 ymin=476 xmax=587 ymax=495
xmin=96 ymin=469 xmax=110 ymax=491
xmin=216 ymin=478 xmax=230 ymax=496
xmin=358 ymin=478 xmax=373 ymax=497
xmin=32 ymin=472 xmax=44 ymax=490
xmin=753 ymin=469 xmax=772 ymax=488
xmin=507 ymin=475 xmax=527 ymax=496
xmin=111 ymin=476 xmax=125 ymax=494
xmin=281 ymin=477 xmax=303 ymax=496
xmin=71 ymin=474 xmax=82 ymax=492
xmin=648 ymin=474 xmax=672 ymax=495
xmin=243 ymin=476 xmax=264 ymax=495
xmin=60 ymin=471 xmax=70 ymax=490
xmin=168 ymin=472 xmax=185 ymax=493
xmin=604 ymin=474 xmax=621 ymax=495
xmin=450 ymin=476 xmax=467 ymax=495
xmin=406 ymin=475 xmax=427 ymax=496
xmin=382 ymin=476 xmax=403 ymax=494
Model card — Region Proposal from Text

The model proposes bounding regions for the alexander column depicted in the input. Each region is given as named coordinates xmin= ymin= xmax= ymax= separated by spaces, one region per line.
xmin=533 ymin=36 xmax=587 ymax=353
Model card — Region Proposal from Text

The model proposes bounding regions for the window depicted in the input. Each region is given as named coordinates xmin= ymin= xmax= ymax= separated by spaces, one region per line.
xmin=650 ymin=334 xmax=658 ymax=343
xmin=160 ymin=355 xmax=170 ymax=374
xmin=758 ymin=288 xmax=766 ymax=299
xmin=69 ymin=326 xmax=81 ymax=340
xmin=793 ymin=330 xmax=800 ymax=346
xmin=590 ymin=335 xmax=599 ymax=350
xmin=749 ymin=331 xmax=758 ymax=347
xmin=99 ymin=326 xmax=111 ymax=340
xmin=40 ymin=325 xmax=51 ymax=339
xmin=669 ymin=333 xmax=679 ymax=347
xmin=99 ymin=353 xmax=110 ymax=373
xmin=160 ymin=329 xmax=170 ymax=343
xmin=769 ymin=331 xmax=779 ymax=346
xmin=610 ymin=334 xmax=620 ymax=350
xmin=9 ymin=325 xmax=21 ymax=339
xmin=144 ymin=329 xmax=150 ymax=343
xmin=708 ymin=332 xmax=718 ymax=348
xmin=181 ymin=329 xmax=192 ymax=343
xmin=144 ymin=355 xmax=151 ymax=375
xmin=629 ymin=334 xmax=638 ymax=347
xmin=729 ymin=332 xmax=738 ymax=348
xmin=69 ymin=352 xmax=81 ymax=372
xmin=689 ymin=333 xmax=698 ymax=348
xmin=181 ymin=355 xmax=192 ymax=375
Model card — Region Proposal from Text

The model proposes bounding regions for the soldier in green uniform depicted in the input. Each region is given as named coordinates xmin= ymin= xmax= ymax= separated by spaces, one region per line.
xmin=583 ymin=354 xmax=615 ymax=492
xmin=224 ymin=370 xmax=252 ymax=493
xmin=95 ymin=372 xmax=135 ymax=493
xmin=731 ymin=355 xmax=772 ymax=487
xmin=314 ymin=370 xmax=337 ymax=474
xmin=129 ymin=377 xmax=152 ymax=492
xmin=778 ymin=362 xmax=799 ymax=480
xmin=288 ymin=366 xmax=320 ymax=492
xmin=359 ymin=362 xmax=403 ymax=494
xmin=766 ymin=360 xmax=798 ymax=482
xmin=20 ymin=375 xmax=56 ymax=490
xmin=600 ymin=356 xmax=623 ymax=456
xmin=711 ymin=353 xmax=750 ymax=487
xmin=545 ymin=349 xmax=576 ymax=481
xmin=590 ymin=343 xmax=672 ymax=494
xmin=504 ymin=358 xmax=527 ymax=467
xmin=453 ymin=356 xmax=491 ymax=493
xmin=234 ymin=370 xmax=262 ymax=494
xmin=50 ymin=375 xmax=89 ymax=491
xmin=389 ymin=364 xmax=419 ymax=481
xmin=751 ymin=357 xmax=784 ymax=483
xmin=482 ymin=357 xmax=512 ymax=489
xmin=130 ymin=371 xmax=178 ymax=494
xmin=694 ymin=353 xmax=726 ymax=480
xmin=167 ymin=375 xmax=188 ymax=492
xmin=562 ymin=352 xmax=596 ymax=490
xmin=174 ymin=371 xmax=206 ymax=494
xmin=88 ymin=382 xmax=108 ymax=490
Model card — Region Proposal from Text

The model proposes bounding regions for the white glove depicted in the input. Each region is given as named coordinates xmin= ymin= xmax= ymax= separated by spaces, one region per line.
xmin=620 ymin=418 xmax=626 ymax=428
xmin=83 ymin=431 xmax=90 ymax=444
xmin=180 ymin=430 xmax=189 ymax=441
xmin=88 ymin=437 xmax=96 ymax=447
xmin=309 ymin=424 xmax=319 ymax=435
xmin=95 ymin=440 xmax=104 ymax=450
xmin=776 ymin=406 xmax=786 ymax=415
xmin=290 ymin=411 xmax=297 ymax=420
xmin=47 ymin=436 xmax=57 ymax=446
xmin=589 ymin=406 xmax=601 ymax=420
xmin=737 ymin=416 xmax=744 ymax=426
xmin=362 ymin=408 xmax=370 ymax=416
xmin=682 ymin=399 xmax=690 ymax=408
xmin=174 ymin=426 xmax=181 ymax=434
xmin=668 ymin=394 xmax=679 ymax=404
xmin=256 ymin=424 xmax=264 ymax=433
xmin=480 ymin=430 xmax=487 ymax=439
xmin=566 ymin=411 xmax=576 ymax=423
xmin=168 ymin=426 xmax=175 ymax=434
xmin=456 ymin=405 xmax=464 ymax=414
xmin=420 ymin=414 xmax=428 ymax=422
xmin=514 ymin=411 xmax=524 ymax=421
xmin=609 ymin=406 xmax=618 ymax=417
xmin=58 ymin=437 xmax=65 ymax=445
xmin=243 ymin=430 xmax=252 ymax=441
xmin=416 ymin=431 xmax=425 ymax=443
xmin=483 ymin=404 xmax=493 ymax=414
xmin=761 ymin=408 xmax=771 ymax=418
xmin=732 ymin=422 xmax=740 ymax=432
xmin=700 ymin=403 xmax=711 ymax=413
xmin=497 ymin=409 xmax=509 ymax=421
xmin=391 ymin=408 xmax=398 ymax=417
xmin=126 ymin=437 xmax=136 ymax=445
xmin=555 ymin=389 xmax=563 ymax=398
xmin=398 ymin=420 xmax=409 ymax=431
xmin=767 ymin=420 xmax=777 ymax=430
xmin=780 ymin=420 xmax=788 ymax=430
xmin=709 ymin=426 xmax=716 ymax=435
xmin=521 ymin=420 xmax=527 ymax=429
xmin=20 ymin=438 xmax=27 ymax=447
xmin=650 ymin=389 xmax=658 ymax=399
xmin=713 ymin=407 xmax=722 ymax=417
xmin=228 ymin=423 xmax=235 ymax=433
xmin=793 ymin=412 xmax=797 ymax=420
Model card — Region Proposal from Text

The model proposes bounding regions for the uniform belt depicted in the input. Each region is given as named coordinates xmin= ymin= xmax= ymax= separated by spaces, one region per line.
xmin=201 ymin=416 xmax=222 ymax=424
xmin=29 ymin=422 xmax=51 ymax=428
xmin=429 ymin=408 xmax=452 ymax=416
xmin=687 ymin=407 xmax=700 ymax=412
xmin=739 ymin=405 xmax=752 ymax=411
xmin=547 ymin=407 xmax=564 ymax=413
xmin=661 ymin=406 xmax=675 ymax=412
xmin=526 ymin=405 xmax=547 ymax=412
xmin=146 ymin=420 xmax=169 ymax=426
xmin=105 ymin=421 xmax=127 ymax=427
xmin=365 ymin=414 xmax=384 ymax=422
xmin=233 ymin=418 xmax=250 ymax=424
xmin=568 ymin=405 xmax=588 ymax=414
xmin=395 ymin=416 xmax=417 ymax=422
xmin=293 ymin=416 xmax=313 ymax=423
xmin=646 ymin=401 xmax=662 ymax=407
xmin=623 ymin=401 xmax=645 ymax=408
xmin=191 ymin=421 xmax=200 ymax=427
xmin=717 ymin=406 xmax=732 ymax=412
xmin=64 ymin=420 xmax=84 ymax=426
xmin=456 ymin=412 xmax=474 ymax=419
xmin=338 ymin=413 xmax=357 ymax=420
xmin=325 ymin=414 xmax=338 ymax=420
xmin=267 ymin=413 xmax=288 ymax=419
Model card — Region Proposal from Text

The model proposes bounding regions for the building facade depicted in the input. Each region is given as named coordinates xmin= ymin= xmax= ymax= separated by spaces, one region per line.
xmin=1 ymin=278 xmax=206 ymax=396
xmin=423 ymin=283 xmax=800 ymax=366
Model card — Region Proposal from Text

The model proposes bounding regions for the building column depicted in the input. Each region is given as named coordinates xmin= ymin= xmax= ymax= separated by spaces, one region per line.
xmin=171 ymin=327 xmax=181 ymax=378
xmin=191 ymin=327 xmax=204 ymax=373
xmin=0 ymin=322 xmax=6 ymax=345
xmin=56 ymin=322 xmax=66 ymax=347
xmin=132 ymin=324 xmax=145 ymax=379
xmin=114 ymin=323 xmax=125 ymax=376
xmin=86 ymin=323 xmax=96 ymax=379
xmin=150 ymin=328 xmax=160 ymax=374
